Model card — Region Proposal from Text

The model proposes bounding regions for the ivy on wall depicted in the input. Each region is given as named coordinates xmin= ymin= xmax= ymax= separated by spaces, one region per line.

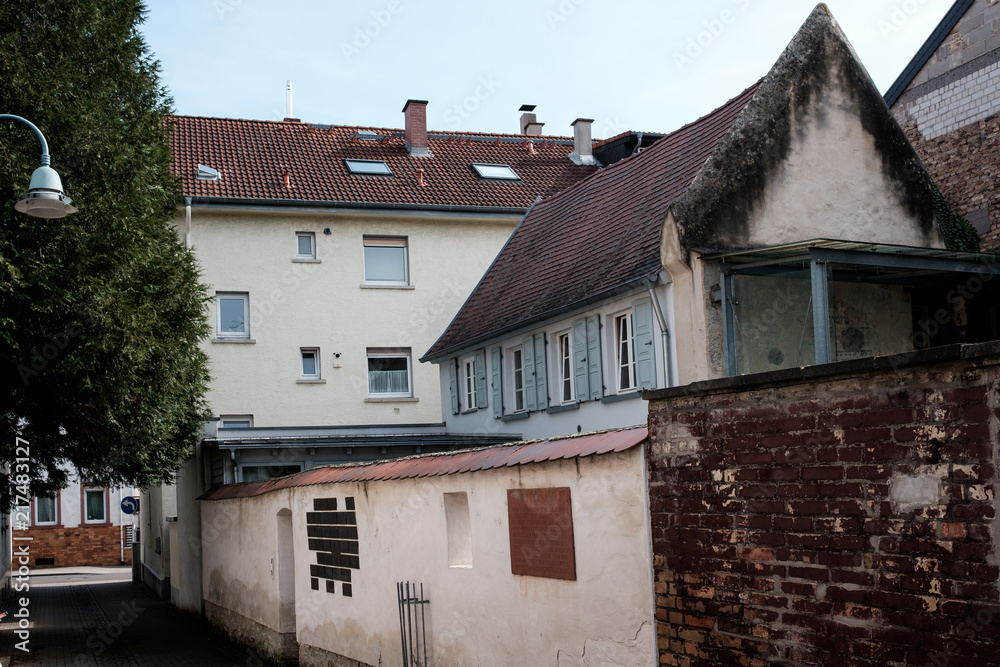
xmin=931 ymin=180 xmax=981 ymax=252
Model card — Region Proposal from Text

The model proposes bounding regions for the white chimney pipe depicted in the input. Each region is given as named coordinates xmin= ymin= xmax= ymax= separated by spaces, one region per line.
xmin=286 ymin=81 xmax=293 ymax=119
xmin=569 ymin=118 xmax=597 ymax=166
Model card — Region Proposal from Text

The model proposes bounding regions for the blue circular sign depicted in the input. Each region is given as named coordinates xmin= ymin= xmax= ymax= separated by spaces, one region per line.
xmin=121 ymin=496 xmax=139 ymax=514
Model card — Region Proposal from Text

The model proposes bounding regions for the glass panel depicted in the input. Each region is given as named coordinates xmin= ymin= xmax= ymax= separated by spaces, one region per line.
xmin=219 ymin=297 xmax=246 ymax=333
xmin=297 ymin=234 xmax=313 ymax=256
xmin=36 ymin=496 xmax=56 ymax=524
xmin=472 ymin=163 xmax=519 ymax=180
xmin=242 ymin=465 xmax=302 ymax=482
xmin=513 ymin=349 xmax=524 ymax=411
xmin=561 ymin=335 xmax=572 ymax=402
xmin=302 ymin=351 xmax=317 ymax=376
xmin=364 ymin=245 xmax=406 ymax=283
xmin=368 ymin=356 xmax=409 ymax=394
xmin=222 ymin=419 xmax=251 ymax=428
xmin=85 ymin=490 xmax=105 ymax=522
xmin=346 ymin=159 xmax=392 ymax=175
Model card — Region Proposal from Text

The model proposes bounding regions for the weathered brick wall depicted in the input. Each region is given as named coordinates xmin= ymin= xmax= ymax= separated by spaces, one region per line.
xmin=12 ymin=525 xmax=132 ymax=568
xmin=896 ymin=112 xmax=1000 ymax=251
xmin=646 ymin=344 xmax=1000 ymax=666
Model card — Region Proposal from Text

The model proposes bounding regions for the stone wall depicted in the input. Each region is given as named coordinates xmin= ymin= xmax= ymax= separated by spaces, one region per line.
xmin=13 ymin=524 xmax=132 ymax=568
xmin=891 ymin=0 xmax=1000 ymax=249
xmin=645 ymin=342 xmax=1000 ymax=666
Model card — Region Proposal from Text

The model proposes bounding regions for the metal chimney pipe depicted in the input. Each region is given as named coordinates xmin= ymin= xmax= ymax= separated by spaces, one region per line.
xmin=286 ymin=81 xmax=293 ymax=119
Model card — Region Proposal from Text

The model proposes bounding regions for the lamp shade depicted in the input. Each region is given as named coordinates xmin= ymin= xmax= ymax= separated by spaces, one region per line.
xmin=14 ymin=165 xmax=77 ymax=219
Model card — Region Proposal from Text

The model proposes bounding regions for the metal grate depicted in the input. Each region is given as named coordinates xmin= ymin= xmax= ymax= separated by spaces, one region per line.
xmin=124 ymin=525 xmax=134 ymax=548
xmin=397 ymin=581 xmax=429 ymax=667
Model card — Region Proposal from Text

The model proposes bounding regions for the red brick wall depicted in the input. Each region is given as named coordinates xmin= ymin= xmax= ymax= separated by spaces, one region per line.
xmin=897 ymin=111 xmax=1000 ymax=251
xmin=12 ymin=524 xmax=132 ymax=568
xmin=646 ymin=345 xmax=1000 ymax=666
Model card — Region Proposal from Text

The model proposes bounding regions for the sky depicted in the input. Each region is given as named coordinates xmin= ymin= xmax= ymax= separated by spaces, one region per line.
xmin=140 ymin=0 xmax=956 ymax=139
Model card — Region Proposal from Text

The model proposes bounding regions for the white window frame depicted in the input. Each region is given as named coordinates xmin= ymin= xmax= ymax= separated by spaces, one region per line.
xmin=300 ymin=348 xmax=321 ymax=380
xmin=220 ymin=415 xmax=254 ymax=428
xmin=557 ymin=331 xmax=574 ymax=404
xmin=367 ymin=348 xmax=413 ymax=398
xmin=615 ymin=312 xmax=637 ymax=392
xmin=34 ymin=494 xmax=57 ymax=526
xmin=83 ymin=486 xmax=107 ymax=524
xmin=461 ymin=355 xmax=478 ymax=412
xmin=295 ymin=232 xmax=316 ymax=259
xmin=216 ymin=292 xmax=250 ymax=339
xmin=363 ymin=237 xmax=409 ymax=286
xmin=510 ymin=346 xmax=525 ymax=412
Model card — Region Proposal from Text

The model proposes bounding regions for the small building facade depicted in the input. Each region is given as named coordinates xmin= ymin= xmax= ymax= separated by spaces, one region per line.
xmin=198 ymin=427 xmax=654 ymax=667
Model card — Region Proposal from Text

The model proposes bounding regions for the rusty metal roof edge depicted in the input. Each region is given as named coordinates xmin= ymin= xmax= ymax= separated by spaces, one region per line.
xmin=198 ymin=425 xmax=648 ymax=501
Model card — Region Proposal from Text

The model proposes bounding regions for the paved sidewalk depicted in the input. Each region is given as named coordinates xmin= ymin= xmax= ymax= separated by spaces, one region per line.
xmin=0 ymin=568 xmax=273 ymax=666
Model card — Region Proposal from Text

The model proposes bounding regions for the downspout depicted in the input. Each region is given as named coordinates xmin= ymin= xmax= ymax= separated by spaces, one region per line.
xmin=184 ymin=196 xmax=193 ymax=249
xmin=643 ymin=272 xmax=674 ymax=388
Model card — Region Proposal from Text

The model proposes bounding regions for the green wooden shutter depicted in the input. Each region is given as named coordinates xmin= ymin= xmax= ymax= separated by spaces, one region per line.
xmin=533 ymin=333 xmax=548 ymax=411
xmin=491 ymin=347 xmax=502 ymax=418
xmin=475 ymin=349 xmax=488 ymax=409
xmin=586 ymin=315 xmax=603 ymax=400
xmin=522 ymin=335 xmax=537 ymax=412
xmin=572 ymin=318 xmax=588 ymax=402
xmin=449 ymin=358 xmax=460 ymax=414
xmin=632 ymin=298 xmax=656 ymax=390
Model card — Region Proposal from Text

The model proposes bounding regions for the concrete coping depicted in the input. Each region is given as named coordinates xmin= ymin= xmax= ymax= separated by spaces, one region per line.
xmin=642 ymin=340 xmax=1000 ymax=401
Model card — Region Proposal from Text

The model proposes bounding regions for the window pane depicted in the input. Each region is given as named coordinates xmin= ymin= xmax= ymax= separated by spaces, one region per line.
xmin=36 ymin=496 xmax=55 ymax=523
xmin=86 ymin=490 xmax=105 ymax=522
xmin=364 ymin=246 xmax=406 ymax=283
xmin=472 ymin=163 xmax=520 ymax=180
xmin=297 ymin=235 xmax=313 ymax=256
xmin=219 ymin=298 xmax=246 ymax=333
xmin=368 ymin=356 xmax=409 ymax=394
xmin=302 ymin=351 xmax=317 ymax=376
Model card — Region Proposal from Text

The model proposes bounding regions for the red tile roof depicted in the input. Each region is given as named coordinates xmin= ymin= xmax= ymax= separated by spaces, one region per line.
xmin=199 ymin=426 xmax=646 ymax=501
xmin=423 ymin=83 xmax=760 ymax=360
xmin=167 ymin=117 xmax=597 ymax=210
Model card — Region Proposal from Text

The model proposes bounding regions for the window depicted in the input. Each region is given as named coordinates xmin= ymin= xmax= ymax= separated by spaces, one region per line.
xmin=301 ymin=348 xmax=320 ymax=379
xmin=367 ymin=349 xmax=412 ymax=397
xmin=84 ymin=487 xmax=106 ymax=524
xmin=462 ymin=356 xmax=478 ymax=411
xmin=346 ymin=159 xmax=393 ymax=176
xmin=558 ymin=332 xmax=574 ymax=403
xmin=615 ymin=313 xmax=636 ymax=392
xmin=296 ymin=232 xmax=316 ymax=259
xmin=512 ymin=347 xmax=525 ymax=412
xmin=363 ymin=237 xmax=408 ymax=285
xmin=240 ymin=464 xmax=303 ymax=483
xmin=216 ymin=293 xmax=249 ymax=339
xmin=471 ymin=163 xmax=520 ymax=180
xmin=34 ymin=494 xmax=57 ymax=526
xmin=220 ymin=415 xmax=254 ymax=428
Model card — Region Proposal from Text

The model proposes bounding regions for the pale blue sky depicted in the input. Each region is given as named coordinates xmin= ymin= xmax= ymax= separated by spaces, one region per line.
xmin=141 ymin=0 xmax=955 ymax=138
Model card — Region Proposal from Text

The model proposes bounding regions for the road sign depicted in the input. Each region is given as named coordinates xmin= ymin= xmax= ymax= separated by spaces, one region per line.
xmin=121 ymin=496 xmax=140 ymax=514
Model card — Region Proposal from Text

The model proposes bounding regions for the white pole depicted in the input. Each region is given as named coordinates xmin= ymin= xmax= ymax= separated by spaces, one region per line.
xmin=286 ymin=81 xmax=293 ymax=119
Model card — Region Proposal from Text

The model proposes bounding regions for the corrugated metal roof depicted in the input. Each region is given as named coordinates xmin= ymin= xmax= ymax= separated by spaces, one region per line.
xmin=198 ymin=426 xmax=647 ymax=501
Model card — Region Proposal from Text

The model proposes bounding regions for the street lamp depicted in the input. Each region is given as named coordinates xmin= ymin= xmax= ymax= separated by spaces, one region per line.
xmin=1 ymin=114 xmax=77 ymax=219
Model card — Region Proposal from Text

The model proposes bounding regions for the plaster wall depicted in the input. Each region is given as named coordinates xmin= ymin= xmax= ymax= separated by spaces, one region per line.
xmin=200 ymin=447 xmax=655 ymax=667
xmin=744 ymin=88 xmax=944 ymax=249
xmin=182 ymin=207 xmax=517 ymax=428
xmin=437 ymin=285 xmax=672 ymax=440
xmin=139 ymin=482 xmax=176 ymax=587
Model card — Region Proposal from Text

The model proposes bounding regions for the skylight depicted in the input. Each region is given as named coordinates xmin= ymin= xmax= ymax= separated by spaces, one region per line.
xmin=196 ymin=164 xmax=222 ymax=181
xmin=345 ymin=159 xmax=393 ymax=176
xmin=357 ymin=130 xmax=381 ymax=141
xmin=472 ymin=163 xmax=520 ymax=180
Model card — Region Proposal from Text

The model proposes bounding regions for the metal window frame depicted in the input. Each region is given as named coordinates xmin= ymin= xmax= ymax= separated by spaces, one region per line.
xmin=345 ymin=159 xmax=393 ymax=176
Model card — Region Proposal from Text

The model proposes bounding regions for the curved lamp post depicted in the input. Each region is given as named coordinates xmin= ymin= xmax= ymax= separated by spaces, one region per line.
xmin=1 ymin=114 xmax=77 ymax=218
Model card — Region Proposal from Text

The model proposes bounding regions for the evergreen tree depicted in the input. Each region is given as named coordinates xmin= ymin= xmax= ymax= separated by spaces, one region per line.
xmin=0 ymin=0 xmax=210 ymax=505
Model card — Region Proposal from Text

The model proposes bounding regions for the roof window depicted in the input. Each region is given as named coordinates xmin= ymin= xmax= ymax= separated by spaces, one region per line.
xmin=346 ymin=159 xmax=393 ymax=176
xmin=356 ymin=130 xmax=381 ymax=141
xmin=196 ymin=164 xmax=222 ymax=181
xmin=472 ymin=163 xmax=520 ymax=181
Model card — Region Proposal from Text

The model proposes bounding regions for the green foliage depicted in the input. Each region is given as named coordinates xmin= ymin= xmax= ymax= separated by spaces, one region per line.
xmin=931 ymin=180 xmax=981 ymax=252
xmin=0 ymin=0 xmax=211 ymax=504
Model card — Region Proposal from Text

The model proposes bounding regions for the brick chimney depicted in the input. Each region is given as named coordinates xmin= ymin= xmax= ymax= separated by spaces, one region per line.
xmin=403 ymin=99 xmax=432 ymax=157
xmin=519 ymin=104 xmax=544 ymax=135
xmin=569 ymin=118 xmax=597 ymax=166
